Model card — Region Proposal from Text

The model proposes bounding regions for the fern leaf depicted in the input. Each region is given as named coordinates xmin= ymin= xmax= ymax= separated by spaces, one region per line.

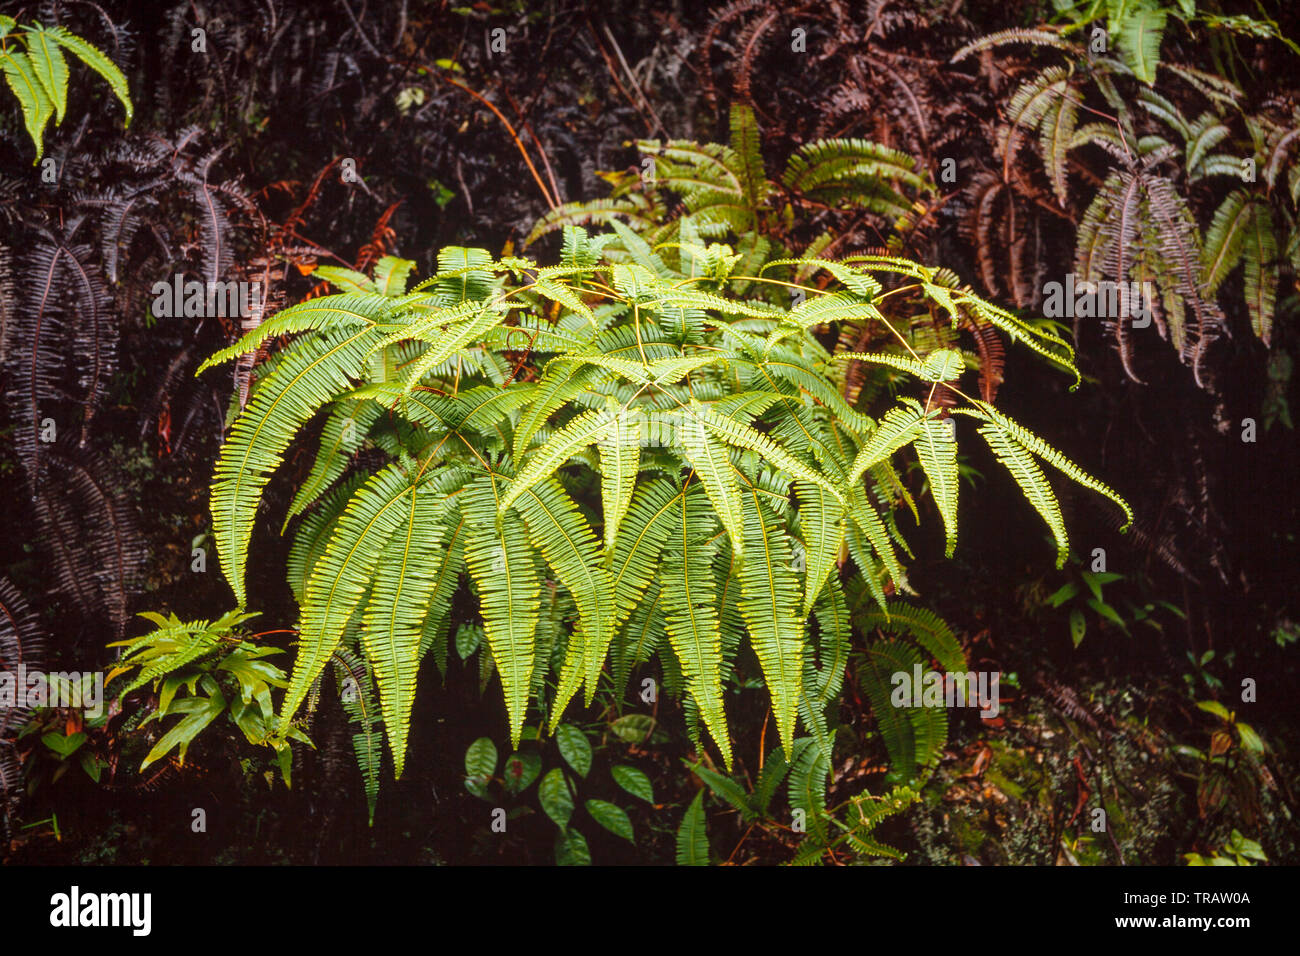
xmin=1119 ymin=5 xmax=1167 ymax=85
xmin=729 ymin=103 xmax=769 ymax=213
xmin=976 ymin=421 xmax=1069 ymax=567
xmin=281 ymin=462 xmax=423 ymax=730
xmin=599 ymin=407 xmax=641 ymax=553
xmin=609 ymin=479 xmax=683 ymax=632
xmin=500 ymin=409 xmax=612 ymax=514
xmin=676 ymin=790 xmax=709 ymax=865
xmin=858 ymin=640 xmax=946 ymax=780
xmin=738 ymin=491 xmax=804 ymax=754
xmin=464 ymin=475 xmax=540 ymax=747
xmin=25 ymin=27 xmax=68 ymax=124
xmin=848 ymin=400 xmax=929 ymax=485
xmin=197 ymin=293 xmax=390 ymax=373
xmin=372 ymin=256 xmax=415 ymax=296
xmin=847 ymin=484 xmax=907 ymax=599
xmin=1039 ymin=89 xmax=1078 ymax=207
xmin=796 ymin=481 xmax=844 ymax=618
xmin=361 ymin=472 xmax=462 ymax=777
xmin=285 ymin=472 xmax=367 ymax=600
xmin=966 ymin=402 xmax=1133 ymax=533
xmin=697 ymin=403 xmax=845 ymax=507
xmin=809 ymin=581 xmax=852 ymax=705
xmin=914 ymin=418 xmax=959 ymax=558
xmin=787 ymin=734 xmax=831 ymax=841
xmin=312 ymin=266 xmax=377 ymax=295
xmin=285 ymin=401 xmax=382 ymax=525
xmin=47 ymin=25 xmax=132 ymax=124
xmin=1243 ymin=201 xmax=1278 ymax=344
xmin=678 ymin=413 xmax=745 ymax=559
xmin=1201 ymin=189 xmax=1252 ymax=295
xmin=212 ymin=326 xmax=384 ymax=605
xmin=660 ymin=490 xmax=732 ymax=767
xmin=0 ymin=49 xmax=53 ymax=161
xmin=514 ymin=479 xmax=615 ymax=712
xmin=950 ymin=27 xmax=1079 ymax=62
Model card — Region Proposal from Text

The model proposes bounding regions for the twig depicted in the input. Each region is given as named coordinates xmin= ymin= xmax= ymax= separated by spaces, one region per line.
xmin=502 ymin=86 xmax=563 ymax=206
xmin=339 ymin=0 xmax=384 ymax=59
xmin=601 ymin=22 xmax=666 ymax=137
xmin=589 ymin=22 xmax=654 ymax=135
xmin=423 ymin=68 xmax=559 ymax=211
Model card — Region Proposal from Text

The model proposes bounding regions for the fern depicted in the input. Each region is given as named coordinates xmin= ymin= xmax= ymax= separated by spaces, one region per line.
xmin=528 ymin=104 xmax=934 ymax=266
xmin=0 ymin=17 xmax=132 ymax=161
xmin=198 ymin=224 xmax=1130 ymax=798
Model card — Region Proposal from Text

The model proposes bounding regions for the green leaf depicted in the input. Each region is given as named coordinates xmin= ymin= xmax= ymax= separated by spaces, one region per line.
xmin=555 ymin=724 xmax=592 ymax=778
xmin=502 ymin=751 xmax=542 ymax=794
xmin=599 ymin=407 xmax=641 ymax=553
xmin=141 ymin=680 xmax=226 ymax=770
xmin=47 ymin=25 xmax=132 ymax=125
xmin=78 ymin=752 xmax=104 ymax=783
xmin=280 ymin=462 xmax=421 ymax=732
xmin=464 ymin=475 xmax=540 ymax=748
xmin=0 ymin=49 xmax=53 ymax=161
xmin=914 ymin=417 xmax=959 ymax=558
xmin=611 ymin=765 xmax=655 ymax=803
xmin=788 ymin=736 xmax=831 ymax=840
xmin=677 ymin=413 xmax=745 ymax=559
xmin=515 ymin=479 xmax=615 ymax=714
xmin=1080 ymin=570 xmax=1105 ymax=602
xmin=1048 ymin=581 xmax=1080 ymax=607
xmin=464 ymin=736 xmax=498 ymax=798
xmin=738 ymin=492 xmax=804 ymax=754
xmin=691 ymin=763 xmax=756 ymax=821
xmin=500 ymin=409 xmax=612 ymax=514
xmin=1086 ymin=596 xmax=1127 ymax=630
xmin=848 ymin=401 xmax=929 ymax=486
xmin=25 ymin=26 xmax=68 ymax=124
xmin=539 ymin=767 xmax=574 ymax=827
xmin=1236 ymin=723 xmax=1264 ymax=755
xmin=361 ymin=473 xmax=461 ymax=778
xmin=555 ymin=827 xmax=591 ymax=865
xmin=974 ymin=421 xmax=1070 ymax=568
xmin=676 ymin=790 xmax=709 ymax=865
xmin=659 ymin=490 xmax=732 ymax=767
xmin=1069 ymin=607 xmax=1086 ymax=647
xmin=214 ymin=325 xmax=384 ymax=607
xmin=1120 ymin=6 xmax=1167 ymax=85
xmin=796 ymin=481 xmax=844 ymax=618
xmin=585 ymin=799 xmax=634 ymax=841
xmin=609 ymin=714 xmax=654 ymax=744
xmin=41 ymin=732 xmax=86 ymax=759
xmin=1196 ymin=700 xmax=1231 ymax=721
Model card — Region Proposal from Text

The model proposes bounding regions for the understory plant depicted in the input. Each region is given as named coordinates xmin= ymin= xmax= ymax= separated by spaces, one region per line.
xmin=190 ymin=221 xmax=1132 ymax=818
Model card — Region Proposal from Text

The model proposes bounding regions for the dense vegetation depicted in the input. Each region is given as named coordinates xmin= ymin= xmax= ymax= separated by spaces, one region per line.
xmin=1 ymin=0 xmax=1296 ymax=866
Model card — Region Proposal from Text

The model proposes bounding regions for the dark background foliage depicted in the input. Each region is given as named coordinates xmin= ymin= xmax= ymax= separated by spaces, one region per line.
xmin=1 ymin=0 xmax=1296 ymax=864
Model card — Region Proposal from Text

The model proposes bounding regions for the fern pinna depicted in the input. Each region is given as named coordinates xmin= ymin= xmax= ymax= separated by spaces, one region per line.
xmin=197 ymin=225 xmax=1132 ymax=784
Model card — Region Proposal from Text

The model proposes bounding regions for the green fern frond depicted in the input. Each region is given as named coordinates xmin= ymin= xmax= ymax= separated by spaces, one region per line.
xmin=914 ymin=417 xmax=960 ymax=558
xmin=660 ymin=489 xmax=732 ymax=767
xmin=950 ymin=27 xmax=1080 ymax=62
xmin=464 ymin=474 xmax=540 ymax=747
xmin=738 ymin=490 xmax=805 ymax=754
xmin=361 ymin=472 xmax=462 ymax=777
xmin=514 ymin=478 xmax=615 ymax=712
xmin=212 ymin=325 xmax=386 ymax=605
xmin=280 ymin=462 xmax=431 ymax=732
xmin=1118 ymin=4 xmax=1167 ymax=84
